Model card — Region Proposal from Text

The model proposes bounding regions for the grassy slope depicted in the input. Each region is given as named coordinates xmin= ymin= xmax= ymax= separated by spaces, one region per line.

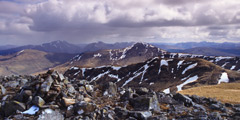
xmin=179 ymin=83 xmax=240 ymax=104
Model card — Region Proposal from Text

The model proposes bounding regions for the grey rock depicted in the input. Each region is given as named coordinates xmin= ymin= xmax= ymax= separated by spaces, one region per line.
xmin=173 ymin=93 xmax=195 ymax=107
xmin=32 ymin=96 xmax=45 ymax=107
xmin=0 ymin=85 xmax=6 ymax=95
xmin=41 ymin=75 xmax=54 ymax=93
xmin=135 ymin=87 xmax=149 ymax=95
xmin=4 ymin=81 xmax=19 ymax=88
xmin=129 ymin=111 xmax=152 ymax=120
xmin=209 ymin=112 xmax=222 ymax=120
xmin=129 ymin=94 xmax=160 ymax=112
xmin=103 ymin=82 xmax=117 ymax=97
xmin=74 ymin=101 xmax=96 ymax=115
xmin=1 ymin=101 xmax=26 ymax=117
xmin=38 ymin=109 xmax=64 ymax=120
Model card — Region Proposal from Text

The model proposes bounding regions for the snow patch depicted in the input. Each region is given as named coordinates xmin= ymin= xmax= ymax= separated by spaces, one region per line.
xmin=177 ymin=75 xmax=198 ymax=91
xmin=93 ymin=53 xmax=102 ymax=57
xmin=112 ymin=66 xmax=121 ymax=71
xmin=122 ymin=72 xmax=142 ymax=87
xmin=177 ymin=60 xmax=184 ymax=69
xmin=91 ymin=71 xmax=110 ymax=82
xmin=230 ymin=65 xmax=236 ymax=70
xmin=218 ymin=72 xmax=229 ymax=84
xmin=17 ymin=50 xmax=24 ymax=56
xmin=150 ymin=82 xmax=154 ymax=85
xmin=215 ymin=56 xmax=233 ymax=62
xmin=158 ymin=59 xmax=169 ymax=74
xmin=163 ymin=88 xmax=170 ymax=94
xmin=71 ymin=67 xmax=79 ymax=70
xmin=182 ymin=63 xmax=198 ymax=74
xmin=22 ymin=105 xmax=39 ymax=115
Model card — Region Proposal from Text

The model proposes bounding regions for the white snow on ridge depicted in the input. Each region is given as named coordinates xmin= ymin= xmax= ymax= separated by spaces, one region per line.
xmin=71 ymin=67 xmax=79 ymax=70
xmin=17 ymin=50 xmax=24 ymax=55
xmin=122 ymin=72 xmax=142 ymax=87
xmin=140 ymin=64 xmax=150 ymax=83
xmin=177 ymin=60 xmax=184 ymax=69
xmin=177 ymin=75 xmax=198 ymax=91
xmin=81 ymin=68 xmax=86 ymax=77
xmin=182 ymin=63 xmax=198 ymax=74
xmin=91 ymin=71 xmax=110 ymax=82
xmin=221 ymin=62 xmax=228 ymax=67
xmin=230 ymin=65 xmax=236 ymax=70
xmin=163 ymin=88 xmax=170 ymax=94
xmin=112 ymin=66 xmax=121 ymax=71
xmin=218 ymin=72 xmax=229 ymax=84
xmin=93 ymin=53 xmax=102 ymax=57
xmin=158 ymin=59 xmax=169 ymax=74
xmin=215 ymin=56 xmax=233 ymax=62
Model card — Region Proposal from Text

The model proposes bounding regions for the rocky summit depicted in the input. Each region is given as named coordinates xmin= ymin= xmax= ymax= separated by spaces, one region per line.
xmin=1 ymin=70 xmax=240 ymax=120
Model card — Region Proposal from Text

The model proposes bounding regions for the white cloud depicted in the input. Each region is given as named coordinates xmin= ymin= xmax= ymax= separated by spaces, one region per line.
xmin=0 ymin=0 xmax=240 ymax=45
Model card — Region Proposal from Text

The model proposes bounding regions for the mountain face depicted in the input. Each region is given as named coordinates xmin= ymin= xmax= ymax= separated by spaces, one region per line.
xmin=0 ymin=41 xmax=82 ymax=55
xmin=65 ymin=57 xmax=240 ymax=93
xmin=168 ymin=53 xmax=240 ymax=71
xmin=0 ymin=49 xmax=75 ymax=75
xmin=63 ymin=42 xmax=240 ymax=72
xmin=65 ymin=42 xmax=167 ymax=68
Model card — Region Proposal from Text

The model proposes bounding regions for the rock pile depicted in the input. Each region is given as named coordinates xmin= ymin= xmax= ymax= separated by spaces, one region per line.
xmin=0 ymin=70 xmax=240 ymax=119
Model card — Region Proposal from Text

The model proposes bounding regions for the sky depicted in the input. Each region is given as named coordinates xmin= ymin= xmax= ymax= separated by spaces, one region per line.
xmin=0 ymin=0 xmax=240 ymax=45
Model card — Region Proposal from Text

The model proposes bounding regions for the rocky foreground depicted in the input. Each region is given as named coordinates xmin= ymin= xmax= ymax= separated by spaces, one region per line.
xmin=1 ymin=70 xmax=240 ymax=120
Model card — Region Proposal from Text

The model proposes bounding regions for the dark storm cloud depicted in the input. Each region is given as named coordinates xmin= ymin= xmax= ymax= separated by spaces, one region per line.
xmin=0 ymin=0 xmax=240 ymax=45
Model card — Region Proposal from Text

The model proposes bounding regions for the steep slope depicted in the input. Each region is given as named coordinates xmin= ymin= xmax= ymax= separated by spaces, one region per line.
xmin=168 ymin=53 xmax=240 ymax=71
xmin=0 ymin=49 xmax=75 ymax=75
xmin=64 ymin=57 xmax=240 ymax=93
xmin=0 ymin=40 xmax=82 ymax=55
xmin=64 ymin=42 xmax=167 ymax=68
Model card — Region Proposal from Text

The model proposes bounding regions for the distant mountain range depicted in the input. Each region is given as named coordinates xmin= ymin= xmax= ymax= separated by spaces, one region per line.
xmin=0 ymin=41 xmax=82 ymax=55
xmin=1 ymin=40 xmax=240 ymax=56
xmin=153 ymin=41 xmax=240 ymax=57
xmin=0 ymin=41 xmax=240 ymax=76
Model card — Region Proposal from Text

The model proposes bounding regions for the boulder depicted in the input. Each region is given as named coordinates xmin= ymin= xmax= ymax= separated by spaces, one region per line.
xmin=41 ymin=76 xmax=54 ymax=93
xmin=129 ymin=111 xmax=152 ymax=120
xmin=135 ymin=87 xmax=149 ymax=96
xmin=1 ymin=101 xmax=26 ymax=117
xmin=129 ymin=94 xmax=161 ymax=112
xmin=0 ymin=85 xmax=6 ymax=95
xmin=32 ymin=96 xmax=45 ymax=107
xmin=37 ymin=109 xmax=64 ymax=120
xmin=74 ymin=101 xmax=96 ymax=115
xmin=62 ymin=97 xmax=76 ymax=107
xmin=102 ymin=82 xmax=117 ymax=97
xmin=173 ymin=93 xmax=195 ymax=107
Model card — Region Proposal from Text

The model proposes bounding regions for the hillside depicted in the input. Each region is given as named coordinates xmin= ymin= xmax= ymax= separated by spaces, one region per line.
xmin=0 ymin=49 xmax=75 ymax=75
xmin=62 ymin=42 xmax=167 ymax=68
xmin=64 ymin=57 xmax=240 ymax=92
xmin=179 ymin=83 xmax=240 ymax=104
xmin=2 ymin=70 xmax=240 ymax=119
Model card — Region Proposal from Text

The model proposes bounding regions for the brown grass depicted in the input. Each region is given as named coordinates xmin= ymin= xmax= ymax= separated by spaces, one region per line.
xmin=179 ymin=83 xmax=240 ymax=104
